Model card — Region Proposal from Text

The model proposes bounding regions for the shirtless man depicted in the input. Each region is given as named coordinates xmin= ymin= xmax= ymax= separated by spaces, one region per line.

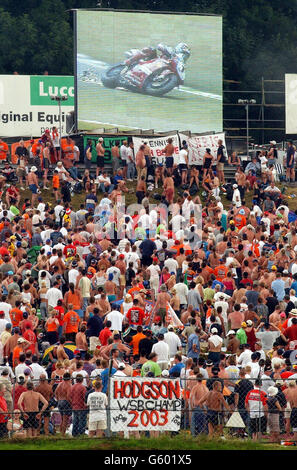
xmin=96 ymin=138 xmax=105 ymax=177
xmin=226 ymin=330 xmax=240 ymax=354
xmin=285 ymin=380 xmax=297 ymax=441
xmin=232 ymin=286 xmax=247 ymax=306
xmin=189 ymin=374 xmax=208 ymax=436
xmin=18 ymin=381 xmax=48 ymax=437
xmin=269 ymin=306 xmax=282 ymax=328
xmin=197 ymin=380 xmax=230 ymax=436
xmin=27 ymin=167 xmax=39 ymax=206
xmin=97 ymin=293 xmax=111 ymax=318
xmin=162 ymin=138 xmax=175 ymax=176
xmin=163 ymin=172 xmax=175 ymax=205
xmin=34 ymin=374 xmax=53 ymax=435
xmin=155 ymin=285 xmax=171 ymax=325
xmin=104 ymin=275 xmax=117 ymax=302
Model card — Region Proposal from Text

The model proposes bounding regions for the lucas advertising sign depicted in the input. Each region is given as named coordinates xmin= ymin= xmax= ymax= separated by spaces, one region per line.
xmin=0 ymin=75 xmax=74 ymax=137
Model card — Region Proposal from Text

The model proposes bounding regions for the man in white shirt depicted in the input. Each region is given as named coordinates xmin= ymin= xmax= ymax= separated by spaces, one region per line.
xmin=106 ymin=264 xmax=121 ymax=287
xmin=54 ymin=201 xmax=65 ymax=224
xmin=97 ymin=172 xmax=114 ymax=194
xmin=0 ymin=313 xmax=8 ymax=334
xmin=0 ymin=298 xmax=12 ymax=323
xmin=105 ymin=309 xmax=124 ymax=332
xmin=138 ymin=212 xmax=152 ymax=232
xmin=125 ymin=248 xmax=140 ymax=272
xmin=151 ymin=333 xmax=170 ymax=370
xmin=147 ymin=258 xmax=161 ymax=300
xmin=164 ymin=254 xmax=178 ymax=275
xmin=164 ymin=325 xmax=182 ymax=358
xmin=246 ymin=353 xmax=261 ymax=379
xmin=41 ymin=228 xmax=54 ymax=244
xmin=120 ymin=140 xmax=128 ymax=179
xmin=126 ymin=141 xmax=135 ymax=181
xmin=30 ymin=355 xmax=48 ymax=385
xmin=45 ymin=281 xmax=63 ymax=309
xmin=171 ymin=214 xmax=185 ymax=233
xmin=174 ymin=280 xmax=188 ymax=308
xmin=68 ymin=262 xmax=80 ymax=286
xmin=237 ymin=344 xmax=253 ymax=367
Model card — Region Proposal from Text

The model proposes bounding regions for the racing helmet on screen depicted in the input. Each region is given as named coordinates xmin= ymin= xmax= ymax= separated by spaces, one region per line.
xmin=175 ymin=43 xmax=191 ymax=61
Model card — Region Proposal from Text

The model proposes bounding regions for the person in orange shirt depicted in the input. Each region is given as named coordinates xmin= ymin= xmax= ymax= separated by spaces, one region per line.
xmin=61 ymin=136 xmax=74 ymax=160
xmin=234 ymin=209 xmax=247 ymax=230
xmin=129 ymin=325 xmax=146 ymax=356
xmin=0 ymin=139 xmax=9 ymax=160
xmin=52 ymin=170 xmax=60 ymax=201
xmin=23 ymin=324 xmax=37 ymax=355
xmin=214 ymin=260 xmax=229 ymax=282
xmin=62 ymin=304 xmax=81 ymax=343
xmin=10 ymin=302 xmax=23 ymax=328
xmin=45 ymin=311 xmax=59 ymax=345
xmin=31 ymin=140 xmax=44 ymax=156
xmin=128 ymin=280 xmax=142 ymax=299
xmin=12 ymin=337 xmax=29 ymax=367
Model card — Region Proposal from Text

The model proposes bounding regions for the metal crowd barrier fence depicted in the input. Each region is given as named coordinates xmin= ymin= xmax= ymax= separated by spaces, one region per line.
xmin=0 ymin=377 xmax=295 ymax=441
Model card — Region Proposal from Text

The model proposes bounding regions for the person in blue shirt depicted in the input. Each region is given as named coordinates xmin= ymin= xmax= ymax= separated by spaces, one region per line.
xmin=85 ymin=187 xmax=98 ymax=212
xmin=100 ymin=358 xmax=117 ymax=393
xmin=271 ymin=272 xmax=285 ymax=301
xmin=291 ymin=274 xmax=297 ymax=295
xmin=113 ymin=169 xmax=124 ymax=187
xmin=169 ymin=354 xmax=185 ymax=377
xmin=187 ymin=328 xmax=201 ymax=364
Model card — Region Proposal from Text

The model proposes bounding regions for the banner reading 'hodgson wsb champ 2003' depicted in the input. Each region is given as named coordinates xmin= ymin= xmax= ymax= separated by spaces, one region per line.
xmin=0 ymin=75 xmax=74 ymax=137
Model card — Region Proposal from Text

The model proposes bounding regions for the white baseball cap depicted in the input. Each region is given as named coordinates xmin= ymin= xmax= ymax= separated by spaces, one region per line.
xmin=227 ymin=330 xmax=235 ymax=336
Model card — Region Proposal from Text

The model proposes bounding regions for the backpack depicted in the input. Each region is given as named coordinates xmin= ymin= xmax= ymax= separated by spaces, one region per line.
xmin=73 ymin=182 xmax=82 ymax=194
xmin=189 ymin=183 xmax=198 ymax=196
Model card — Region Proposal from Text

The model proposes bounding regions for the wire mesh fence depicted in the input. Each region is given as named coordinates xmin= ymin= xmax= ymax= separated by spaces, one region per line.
xmin=0 ymin=376 xmax=296 ymax=442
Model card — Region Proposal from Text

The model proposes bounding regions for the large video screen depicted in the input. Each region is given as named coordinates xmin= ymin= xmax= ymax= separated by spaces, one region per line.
xmin=76 ymin=10 xmax=222 ymax=133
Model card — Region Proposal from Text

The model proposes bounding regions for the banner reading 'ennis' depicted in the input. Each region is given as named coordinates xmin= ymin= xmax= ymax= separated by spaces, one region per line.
xmin=132 ymin=134 xmax=179 ymax=165
xmin=110 ymin=377 xmax=182 ymax=432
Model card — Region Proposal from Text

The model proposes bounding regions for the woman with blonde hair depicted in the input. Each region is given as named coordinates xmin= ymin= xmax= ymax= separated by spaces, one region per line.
xmin=90 ymin=348 xmax=102 ymax=364
xmin=121 ymin=294 xmax=133 ymax=317
xmin=195 ymin=276 xmax=205 ymax=300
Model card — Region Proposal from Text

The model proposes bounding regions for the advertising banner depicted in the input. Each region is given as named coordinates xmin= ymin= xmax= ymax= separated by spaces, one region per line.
xmin=285 ymin=74 xmax=297 ymax=134
xmin=110 ymin=377 xmax=182 ymax=432
xmin=179 ymin=132 xmax=227 ymax=165
xmin=132 ymin=134 xmax=179 ymax=165
xmin=0 ymin=75 xmax=74 ymax=137
xmin=76 ymin=10 xmax=222 ymax=133
xmin=82 ymin=135 xmax=128 ymax=163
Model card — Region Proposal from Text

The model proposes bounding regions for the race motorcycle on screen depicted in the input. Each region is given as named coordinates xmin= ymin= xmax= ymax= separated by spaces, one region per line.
xmin=101 ymin=43 xmax=191 ymax=97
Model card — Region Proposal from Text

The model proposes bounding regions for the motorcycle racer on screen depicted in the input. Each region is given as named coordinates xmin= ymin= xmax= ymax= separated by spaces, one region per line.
xmin=101 ymin=43 xmax=191 ymax=97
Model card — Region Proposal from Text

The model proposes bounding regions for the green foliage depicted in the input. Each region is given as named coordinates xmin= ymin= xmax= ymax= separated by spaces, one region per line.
xmin=1 ymin=0 xmax=297 ymax=91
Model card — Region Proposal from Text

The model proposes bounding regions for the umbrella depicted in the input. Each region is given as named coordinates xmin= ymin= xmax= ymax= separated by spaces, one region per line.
xmin=42 ymin=341 xmax=76 ymax=364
